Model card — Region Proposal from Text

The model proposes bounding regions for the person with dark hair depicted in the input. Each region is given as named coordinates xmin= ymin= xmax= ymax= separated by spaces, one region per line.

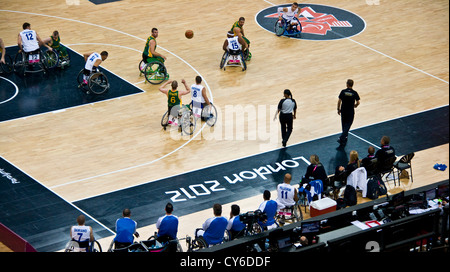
xmin=156 ymin=202 xmax=179 ymax=242
xmin=190 ymin=75 xmax=211 ymax=118
xmin=277 ymin=2 xmax=301 ymax=32
xmin=113 ymin=208 xmax=139 ymax=249
xmin=257 ymin=190 xmax=278 ymax=230
xmin=274 ymin=89 xmax=297 ymax=147
xmin=361 ymin=146 xmax=377 ymax=176
xmin=195 ymin=203 xmax=228 ymax=246
xmin=375 ymin=136 xmax=396 ymax=174
xmin=70 ymin=214 xmax=94 ymax=252
xmin=81 ymin=50 xmax=108 ymax=85
xmin=337 ymin=79 xmax=360 ymax=146
xmin=230 ymin=17 xmax=251 ymax=61
xmin=17 ymin=22 xmax=52 ymax=54
xmin=142 ymin=27 xmax=166 ymax=64
xmin=226 ymin=204 xmax=246 ymax=240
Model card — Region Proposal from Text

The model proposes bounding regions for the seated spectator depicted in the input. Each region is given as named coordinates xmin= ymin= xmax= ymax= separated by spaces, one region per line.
xmin=257 ymin=190 xmax=278 ymax=230
xmin=301 ymin=154 xmax=328 ymax=188
xmin=375 ymin=136 xmax=396 ymax=173
xmin=195 ymin=203 xmax=228 ymax=246
xmin=156 ymin=202 xmax=179 ymax=243
xmin=361 ymin=146 xmax=377 ymax=176
xmin=113 ymin=208 xmax=139 ymax=249
xmin=335 ymin=150 xmax=360 ymax=182
xmin=226 ymin=204 xmax=246 ymax=240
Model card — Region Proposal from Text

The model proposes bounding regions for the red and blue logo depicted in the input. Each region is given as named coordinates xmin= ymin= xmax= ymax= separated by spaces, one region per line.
xmin=256 ymin=4 xmax=366 ymax=40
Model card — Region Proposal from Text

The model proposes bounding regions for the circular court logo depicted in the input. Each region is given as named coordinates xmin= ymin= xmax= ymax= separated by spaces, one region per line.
xmin=256 ymin=4 xmax=366 ymax=40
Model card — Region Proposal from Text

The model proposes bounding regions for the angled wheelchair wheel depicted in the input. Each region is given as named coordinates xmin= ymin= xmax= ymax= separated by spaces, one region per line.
xmin=220 ymin=52 xmax=228 ymax=69
xmin=42 ymin=49 xmax=59 ymax=69
xmin=138 ymin=59 xmax=146 ymax=75
xmin=161 ymin=110 xmax=169 ymax=129
xmin=274 ymin=18 xmax=286 ymax=36
xmin=240 ymin=52 xmax=247 ymax=71
xmin=202 ymin=103 xmax=217 ymax=127
xmin=190 ymin=237 xmax=207 ymax=252
xmin=180 ymin=109 xmax=196 ymax=135
xmin=89 ymin=240 xmax=102 ymax=252
xmin=89 ymin=72 xmax=109 ymax=94
xmin=0 ymin=54 xmax=13 ymax=74
xmin=144 ymin=61 xmax=167 ymax=84
xmin=13 ymin=52 xmax=25 ymax=75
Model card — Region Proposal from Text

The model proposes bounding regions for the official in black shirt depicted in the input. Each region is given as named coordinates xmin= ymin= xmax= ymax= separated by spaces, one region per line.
xmin=274 ymin=89 xmax=297 ymax=147
xmin=375 ymin=136 xmax=396 ymax=173
xmin=337 ymin=79 xmax=360 ymax=145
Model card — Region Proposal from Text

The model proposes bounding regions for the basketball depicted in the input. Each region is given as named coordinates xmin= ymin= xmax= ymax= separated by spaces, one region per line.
xmin=185 ymin=30 xmax=194 ymax=39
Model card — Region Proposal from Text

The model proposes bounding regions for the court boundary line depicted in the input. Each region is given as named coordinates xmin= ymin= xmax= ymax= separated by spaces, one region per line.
xmin=0 ymin=155 xmax=116 ymax=235
xmin=70 ymin=104 xmax=448 ymax=201
xmin=256 ymin=2 xmax=448 ymax=84
xmin=0 ymin=44 xmax=146 ymax=124
xmin=0 ymin=76 xmax=19 ymax=105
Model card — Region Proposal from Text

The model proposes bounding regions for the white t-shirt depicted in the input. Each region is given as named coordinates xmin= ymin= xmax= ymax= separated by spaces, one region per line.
xmin=19 ymin=29 xmax=39 ymax=53
xmin=71 ymin=225 xmax=91 ymax=242
xmin=276 ymin=183 xmax=296 ymax=209
xmin=227 ymin=36 xmax=242 ymax=51
xmin=85 ymin=52 xmax=101 ymax=71
xmin=278 ymin=7 xmax=299 ymax=21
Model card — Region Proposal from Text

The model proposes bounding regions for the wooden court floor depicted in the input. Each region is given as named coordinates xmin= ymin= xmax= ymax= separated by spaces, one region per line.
xmin=0 ymin=0 xmax=448 ymax=251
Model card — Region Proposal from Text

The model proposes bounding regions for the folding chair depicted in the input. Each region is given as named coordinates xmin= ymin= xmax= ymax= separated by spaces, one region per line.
xmin=377 ymin=156 xmax=397 ymax=185
xmin=393 ymin=152 xmax=415 ymax=184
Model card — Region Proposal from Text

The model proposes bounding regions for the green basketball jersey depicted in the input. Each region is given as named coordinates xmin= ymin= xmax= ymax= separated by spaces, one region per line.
xmin=168 ymin=90 xmax=181 ymax=107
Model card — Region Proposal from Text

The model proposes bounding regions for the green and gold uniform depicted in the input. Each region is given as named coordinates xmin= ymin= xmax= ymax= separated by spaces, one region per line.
xmin=230 ymin=21 xmax=250 ymax=45
xmin=50 ymin=35 xmax=68 ymax=59
xmin=168 ymin=89 xmax=181 ymax=114
xmin=143 ymin=35 xmax=164 ymax=63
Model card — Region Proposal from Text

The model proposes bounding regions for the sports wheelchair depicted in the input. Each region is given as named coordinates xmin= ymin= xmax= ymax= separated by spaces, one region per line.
xmin=161 ymin=104 xmax=196 ymax=135
xmin=13 ymin=49 xmax=58 ymax=76
xmin=0 ymin=53 xmax=13 ymax=74
xmin=139 ymin=59 xmax=168 ymax=85
xmin=185 ymin=229 xmax=231 ymax=252
xmin=64 ymin=239 xmax=102 ymax=252
xmin=275 ymin=204 xmax=303 ymax=226
xmin=77 ymin=68 xmax=110 ymax=95
xmin=274 ymin=17 xmax=303 ymax=38
xmin=220 ymin=49 xmax=247 ymax=71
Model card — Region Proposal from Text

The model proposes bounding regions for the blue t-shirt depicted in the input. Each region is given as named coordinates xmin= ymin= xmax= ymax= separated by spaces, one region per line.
xmin=114 ymin=217 xmax=137 ymax=243
xmin=202 ymin=216 xmax=228 ymax=245
xmin=156 ymin=214 xmax=179 ymax=240
xmin=227 ymin=216 xmax=246 ymax=232
xmin=258 ymin=200 xmax=278 ymax=227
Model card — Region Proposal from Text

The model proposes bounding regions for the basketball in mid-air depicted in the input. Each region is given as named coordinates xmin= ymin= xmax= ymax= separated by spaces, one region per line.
xmin=185 ymin=30 xmax=194 ymax=39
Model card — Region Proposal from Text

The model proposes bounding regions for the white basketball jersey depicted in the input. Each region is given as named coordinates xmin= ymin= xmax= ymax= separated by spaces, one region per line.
xmin=227 ymin=36 xmax=242 ymax=51
xmin=19 ymin=29 xmax=39 ymax=52
xmin=71 ymin=225 xmax=91 ymax=242
xmin=85 ymin=52 xmax=101 ymax=71
xmin=190 ymin=84 xmax=205 ymax=103
xmin=277 ymin=183 xmax=296 ymax=208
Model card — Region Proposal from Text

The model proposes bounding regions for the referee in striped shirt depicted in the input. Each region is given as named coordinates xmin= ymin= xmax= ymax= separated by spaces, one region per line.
xmin=274 ymin=89 xmax=297 ymax=147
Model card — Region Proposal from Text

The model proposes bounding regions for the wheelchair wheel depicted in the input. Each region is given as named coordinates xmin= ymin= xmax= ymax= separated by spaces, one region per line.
xmin=88 ymin=72 xmax=109 ymax=95
xmin=219 ymin=52 xmax=228 ymax=69
xmin=13 ymin=52 xmax=25 ymax=75
xmin=138 ymin=59 xmax=146 ymax=75
xmin=249 ymin=222 xmax=263 ymax=235
xmin=89 ymin=240 xmax=102 ymax=252
xmin=144 ymin=60 xmax=167 ymax=84
xmin=189 ymin=237 xmax=207 ymax=252
xmin=161 ymin=110 xmax=169 ymax=129
xmin=202 ymin=103 xmax=217 ymax=127
xmin=42 ymin=49 xmax=59 ymax=69
xmin=180 ymin=109 xmax=196 ymax=135
xmin=240 ymin=52 xmax=247 ymax=71
xmin=0 ymin=54 xmax=13 ymax=74
xmin=274 ymin=18 xmax=286 ymax=36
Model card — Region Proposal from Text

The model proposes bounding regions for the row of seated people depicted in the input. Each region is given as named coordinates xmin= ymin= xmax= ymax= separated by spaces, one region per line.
xmin=67 ymin=136 xmax=401 ymax=251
